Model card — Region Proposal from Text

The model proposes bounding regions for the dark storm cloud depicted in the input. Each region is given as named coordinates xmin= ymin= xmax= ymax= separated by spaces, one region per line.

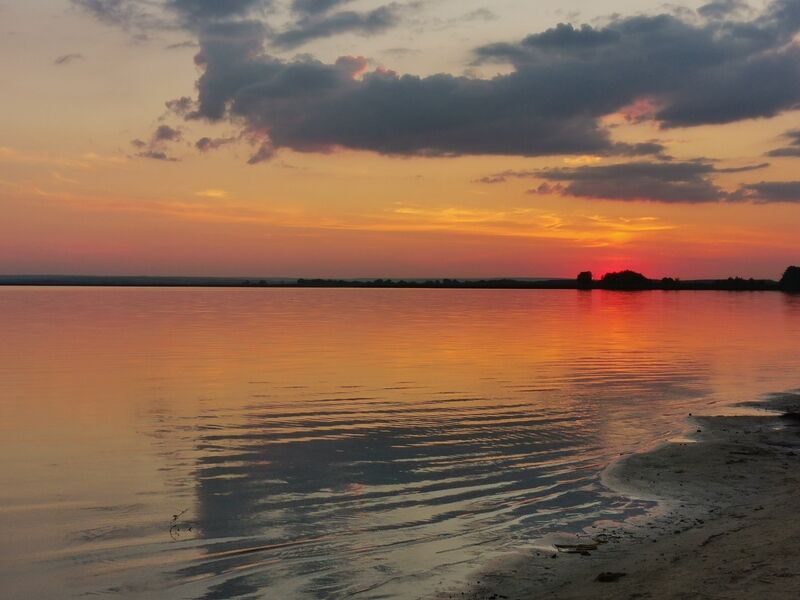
xmin=183 ymin=0 xmax=800 ymax=163
xmin=54 ymin=53 xmax=84 ymax=65
xmin=190 ymin=22 xmax=636 ymax=160
xmin=731 ymin=181 xmax=800 ymax=202
xmin=766 ymin=130 xmax=800 ymax=157
xmin=474 ymin=0 xmax=800 ymax=128
xmin=272 ymin=4 xmax=401 ymax=49
xmin=489 ymin=161 xmax=771 ymax=203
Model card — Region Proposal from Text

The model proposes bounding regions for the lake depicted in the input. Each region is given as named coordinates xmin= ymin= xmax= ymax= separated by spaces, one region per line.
xmin=1 ymin=288 xmax=799 ymax=599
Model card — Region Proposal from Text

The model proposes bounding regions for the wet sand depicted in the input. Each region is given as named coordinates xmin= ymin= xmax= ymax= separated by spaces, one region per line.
xmin=441 ymin=391 xmax=800 ymax=599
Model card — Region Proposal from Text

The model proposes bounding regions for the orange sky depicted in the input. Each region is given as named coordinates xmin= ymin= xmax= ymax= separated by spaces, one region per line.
xmin=1 ymin=0 xmax=799 ymax=279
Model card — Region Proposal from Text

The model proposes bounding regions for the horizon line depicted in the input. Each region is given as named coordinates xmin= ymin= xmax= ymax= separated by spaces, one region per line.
xmin=0 ymin=271 xmax=791 ymax=284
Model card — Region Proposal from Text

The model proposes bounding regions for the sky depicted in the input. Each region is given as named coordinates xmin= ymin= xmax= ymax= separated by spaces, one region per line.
xmin=1 ymin=0 xmax=799 ymax=279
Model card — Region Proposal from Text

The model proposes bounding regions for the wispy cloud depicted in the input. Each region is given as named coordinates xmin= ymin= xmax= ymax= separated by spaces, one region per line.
xmin=196 ymin=136 xmax=237 ymax=153
xmin=272 ymin=4 xmax=403 ymax=49
xmin=195 ymin=189 xmax=229 ymax=198
xmin=135 ymin=150 xmax=179 ymax=162
xmin=730 ymin=181 xmax=800 ymax=203
xmin=766 ymin=129 xmax=800 ymax=157
xmin=131 ymin=125 xmax=183 ymax=161
xmin=0 ymin=146 xmax=126 ymax=169
xmin=480 ymin=160 xmax=772 ymax=203
xmin=381 ymin=203 xmax=675 ymax=246
xmin=54 ymin=53 xmax=84 ymax=66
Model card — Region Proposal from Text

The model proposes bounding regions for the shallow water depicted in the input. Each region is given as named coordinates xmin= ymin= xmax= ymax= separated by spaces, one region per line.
xmin=1 ymin=288 xmax=799 ymax=599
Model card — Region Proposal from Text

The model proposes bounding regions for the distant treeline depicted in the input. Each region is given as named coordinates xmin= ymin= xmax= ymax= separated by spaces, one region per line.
xmin=1 ymin=266 xmax=798 ymax=291
xmin=294 ymin=267 xmax=800 ymax=291
xmin=574 ymin=269 xmax=791 ymax=291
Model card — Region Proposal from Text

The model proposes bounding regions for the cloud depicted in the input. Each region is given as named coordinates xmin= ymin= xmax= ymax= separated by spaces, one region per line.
xmin=54 ymin=53 xmax=84 ymax=66
xmin=766 ymin=129 xmax=800 ymax=157
xmin=71 ymin=0 xmax=169 ymax=33
xmin=459 ymin=8 xmax=497 ymax=23
xmin=715 ymin=162 xmax=771 ymax=172
xmin=247 ymin=140 xmax=276 ymax=164
xmin=189 ymin=22 xmax=634 ymax=160
xmin=165 ymin=96 xmax=196 ymax=116
xmin=473 ymin=0 xmax=800 ymax=128
xmin=614 ymin=142 xmax=671 ymax=159
xmin=382 ymin=47 xmax=420 ymax=57
xmin=526 ymin=182 xmax=565 ymax=195
xmin=195 ymin=136 xmax=237 ymax=152
xmin=166 ymin=40 xmax=198 ymax=50
xmin=165 ymin=0 xmax=270 ymax=27
xmin=731 ymin=181 xmax=800 ymax=202
xmin=533 ymin=161 xmax=727 ymax=203
xmin=130 ymin=125 xmax=182 ymax=161
xmin=73 ymin=0 xmax=400 ymax=48
xmin=74 ymin=0 xmax=403 ymax=50
xmin=72 ymin=0 xmax=272 ymax=33
xmin=697 ymin=0 xmax=750 ymax=19
xmin=181 ymin=0 xmax=800 ymax=163
xmin=136 ymin=150 xmax=179 ymax=161
xmin=272 ymin=4 xmax=401 ymax=49
xmin=290 ymin=0 xmax=354 ymax=16
xmin=477 ymin=174 xmax=512 ymax=184
xmin=489 ymin=160 xmax=770 ymax=203
xmin=153 ymin=124 xmax=182 ymax=142
xmin=767 ymin=148 xmax=800 ymax=157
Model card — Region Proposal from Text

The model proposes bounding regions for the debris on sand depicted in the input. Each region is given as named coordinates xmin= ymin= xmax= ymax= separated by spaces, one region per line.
xmin=595 ymin=572 xmax=627 ymax=582
xmin=554 ymin=543 xmax=598 ymax=555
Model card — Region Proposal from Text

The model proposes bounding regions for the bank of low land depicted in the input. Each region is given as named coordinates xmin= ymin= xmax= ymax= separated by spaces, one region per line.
xmin=442 ymin=391 xmax=800 ymax=600
xmin=1 ymin=265 xmax=800 ymax=292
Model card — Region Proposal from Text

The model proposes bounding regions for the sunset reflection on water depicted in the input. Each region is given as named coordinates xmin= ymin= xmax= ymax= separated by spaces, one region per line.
xmin=1 ymin=288 xmax=798 ymax=599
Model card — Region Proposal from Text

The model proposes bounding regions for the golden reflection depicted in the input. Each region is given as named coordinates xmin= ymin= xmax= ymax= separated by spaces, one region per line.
xmin=2 ymin=288 xmax=799 ymax=599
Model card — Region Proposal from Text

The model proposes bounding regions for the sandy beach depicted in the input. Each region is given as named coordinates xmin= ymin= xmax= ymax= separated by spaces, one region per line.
xmin=442 ymin=390 xmax=800 ymax=600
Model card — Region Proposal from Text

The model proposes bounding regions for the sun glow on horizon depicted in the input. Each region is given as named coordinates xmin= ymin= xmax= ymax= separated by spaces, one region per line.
xmin=0 ymin=0 xmax=798 ymax=279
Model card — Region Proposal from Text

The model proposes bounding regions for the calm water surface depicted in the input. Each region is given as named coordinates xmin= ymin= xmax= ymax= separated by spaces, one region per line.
xmin=1 ymin=288 xmax=799 ymax=599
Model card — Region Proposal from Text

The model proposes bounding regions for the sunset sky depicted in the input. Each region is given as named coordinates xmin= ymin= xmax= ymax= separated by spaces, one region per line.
xmin=1 ymin=0 xmax=799 ymax=278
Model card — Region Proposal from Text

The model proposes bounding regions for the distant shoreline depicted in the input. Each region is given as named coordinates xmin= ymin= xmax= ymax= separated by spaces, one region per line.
xmin=0 ymin=275 xmax=794 ymax=292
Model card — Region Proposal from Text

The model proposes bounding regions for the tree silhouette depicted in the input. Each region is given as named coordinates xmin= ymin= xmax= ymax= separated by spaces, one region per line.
xmin=600 ymin=270 xmax=650 ymax=290
xmin=576 ymin=271 xmax=593 ymax=289
xmin=780 ymin=266 xmax=800 ymax=292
